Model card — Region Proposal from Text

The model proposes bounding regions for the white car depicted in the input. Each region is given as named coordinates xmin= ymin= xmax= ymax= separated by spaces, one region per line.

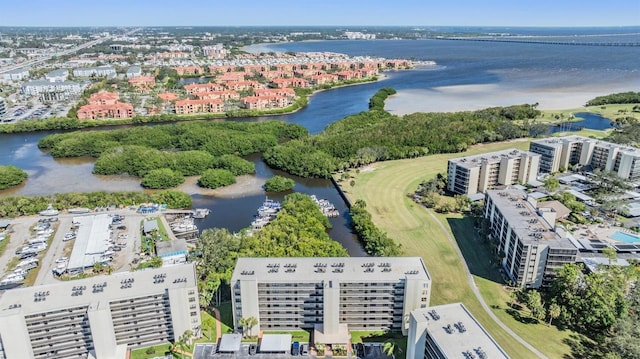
xmin=55 ymin=257 xmax=68 ymax=263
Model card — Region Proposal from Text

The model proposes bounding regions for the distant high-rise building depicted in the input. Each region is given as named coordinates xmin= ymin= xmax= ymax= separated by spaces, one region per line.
xmin=447 ymin=149 xmax=540 ymax=196
xmin=530 ymin=136 xmax=640 ymax=181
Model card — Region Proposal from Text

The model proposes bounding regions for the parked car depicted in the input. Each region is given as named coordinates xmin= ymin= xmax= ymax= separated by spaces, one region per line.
xmin=248 ymin=344 xmax=257 ymax=355
xmin=292 ymin=342 xmax=300 ymax=356
xmin=301 ymin=343 xmax=309 ymax=355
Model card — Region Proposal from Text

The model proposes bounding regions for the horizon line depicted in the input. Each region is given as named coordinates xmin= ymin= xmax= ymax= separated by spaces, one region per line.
xmin=1 ymin=25 xmax=640 ymax=29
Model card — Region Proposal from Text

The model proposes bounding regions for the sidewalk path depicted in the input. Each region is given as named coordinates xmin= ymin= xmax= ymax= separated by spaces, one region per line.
xmin=212 ymin=307 xmax=222 ymax=341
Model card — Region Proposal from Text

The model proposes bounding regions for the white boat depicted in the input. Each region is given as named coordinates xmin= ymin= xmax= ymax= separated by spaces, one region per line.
xmin=38 ymin=204 xmax=59 ymax=216
xmin=191 ymin=208 xmax=210 ymax=219
xmin=68 ymin=208 xmax=90 ymax=214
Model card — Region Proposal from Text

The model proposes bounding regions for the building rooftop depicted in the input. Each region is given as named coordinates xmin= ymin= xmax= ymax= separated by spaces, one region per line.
xmin=0 ymin=263 xmax=197 ymax=315
xmin=67 ymin=214 xmax=111 ymax=271
xmin=232 ymin=257 xmax=430 ymax=283
xmin=260 ymin=334 xmax=292 ymax=353
xmin=156 ymin=238 xmax=188 ymax=258
xmin=413 ymin=303 xmax=510 ymax=359
xmin=449 ymin=148 xmax=539 ymax=169
xmin=486 ymin=189 xmax=575 ymax=248
xmin=532 ymin=136 xmax=640 ymax=156
xmin=45 ymin=68 xmax=68 ymax=77
xmin=218 ymin=334 xmax=242 ymax=352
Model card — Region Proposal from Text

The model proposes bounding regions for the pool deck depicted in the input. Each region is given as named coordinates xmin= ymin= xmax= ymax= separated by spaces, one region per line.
xmin=571 ymin=223 xmax=639 ymax=244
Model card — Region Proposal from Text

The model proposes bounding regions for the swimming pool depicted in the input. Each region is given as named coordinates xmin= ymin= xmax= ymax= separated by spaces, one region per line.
xmin=610 ymin=231 xmax=640 ymax=244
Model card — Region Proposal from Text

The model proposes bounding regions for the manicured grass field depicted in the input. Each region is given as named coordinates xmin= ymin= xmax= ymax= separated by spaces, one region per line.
xmin=340 ymin=138 xmax=573 ymax=359
xmin=537 ymin=103 xmax=639 ymax=123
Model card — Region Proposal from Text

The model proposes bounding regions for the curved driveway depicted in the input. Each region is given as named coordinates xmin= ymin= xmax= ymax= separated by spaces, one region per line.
xmin=426 ymin=209 xmax=548 ymax=359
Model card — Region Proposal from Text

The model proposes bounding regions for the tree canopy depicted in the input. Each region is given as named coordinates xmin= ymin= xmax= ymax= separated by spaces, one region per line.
xmin=194 ymin=193 xmax=347 ymax=308
xmin=263 ymin=175 xmax=295 ymax=192
xmin=264 ymin=89 xmax=539 ymax=178
xmin=141 ymin=168 xmax=185 ymax=189
xmin=0 ymin=165 xmax=28 ymax=190
xmin=198 ymin=169 xmax=236 ymax=189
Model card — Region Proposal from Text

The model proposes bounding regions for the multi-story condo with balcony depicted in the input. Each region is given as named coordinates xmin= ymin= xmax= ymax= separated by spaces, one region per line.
xmin=0 ymin=263 xmax=200 ymax=359
xmin=231 ymin=257 xmax=431 ymax=342
xmin=483 ymin=189 xmax=578 ymax=288
xmin=447 ymin=149 xmax=540 ymax=196
xmin=407 ymin=303 xmax=509 ymax=359
xmin=530 ymin=136 xmax=640 ymax=181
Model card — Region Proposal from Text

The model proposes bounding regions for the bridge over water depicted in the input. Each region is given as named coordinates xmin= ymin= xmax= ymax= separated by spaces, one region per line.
xmin=429 ymin=36 xmax=640 ymax=47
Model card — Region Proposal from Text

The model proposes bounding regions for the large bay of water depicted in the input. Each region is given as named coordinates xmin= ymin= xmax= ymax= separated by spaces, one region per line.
xmin=1 ymin=28 xmax=638 ymax=255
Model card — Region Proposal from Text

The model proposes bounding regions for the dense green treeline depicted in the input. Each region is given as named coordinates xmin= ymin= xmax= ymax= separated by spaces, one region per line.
xmin=0 ymin=190 xmax=192 ymax=217
xmin=194 ymin=193 xmax=347 ymax=307
xmin=368 ymin=87 xmax=397 ymax=110
xmin=264 ymin=90 xmax=538 ymax=177
xmin=0 ymin=165 xmax=28 ymax=190
xmin=349 ymin=200 xmax=401 ymax=256
xmin=38 ymin=121 xmax=307 ymax=157
xmin=38 ymin=121 xmax=303 ymax=184
xmin=586 ymin=91 xmax=640 ymax=106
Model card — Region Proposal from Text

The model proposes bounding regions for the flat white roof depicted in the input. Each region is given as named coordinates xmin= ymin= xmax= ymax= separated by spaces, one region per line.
xmin=413 ymin=303 xmax=509 ymax=359
xmin=0 ymin=263 xmax=197 ymax=315
xmin=67 ymin=214 xmax=111 ymax=271
xmin=218 ymin=334 xmax=242 ymax=352
xmin=232 ymin=257 xmax=430 ymax=283
xmin=260 ymin=334 xmax=291 ymax=353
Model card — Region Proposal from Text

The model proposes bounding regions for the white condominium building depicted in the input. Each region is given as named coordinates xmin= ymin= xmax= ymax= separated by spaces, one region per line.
xmin=530 ymin=136 xmax=640 ymax=180
xmin=231 ymin=257 xmax=431 ymax=339
xmin=447 ymin=149 xmax=540 ymax=196
xmin=407 ymin=303 xmax=509 ymax=359
xmin=0 ymin=263 xmax=200 ymax=359
xmin=21 ymin=79 xmax=87 ymax=102
xmin=72 ymin=66 xmax=116 ymax=78
xmin=483 ymin=189 xmax=577 ymax=288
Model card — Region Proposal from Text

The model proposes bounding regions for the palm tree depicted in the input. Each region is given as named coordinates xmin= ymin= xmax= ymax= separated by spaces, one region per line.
xmin=238 ymin=317 xmax=248 ymax=338
xmin=548 ymin=303 xmax=561 ymax=326
xmin=382 ymin=340 xmax=402 ymax=359
xmin=247 ymin=317 xmax=258 ymax=337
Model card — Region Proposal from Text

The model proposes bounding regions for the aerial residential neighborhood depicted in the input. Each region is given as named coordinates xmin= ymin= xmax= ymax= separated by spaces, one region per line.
xmin=0 ymin=3 xmax=639 ymax=359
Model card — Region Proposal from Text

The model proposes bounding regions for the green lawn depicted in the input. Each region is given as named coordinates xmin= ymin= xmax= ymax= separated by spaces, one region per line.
xmin=0 ymin=233 xmax=9 ymax=258
xmin=537 ymin=104 xmax=640 ymax=123
xmin=265 ymin=331 xmax=311 ymax=342
xmin=129 ymin=343 xmax=174 ymax=359
xmin=341 ymin=138 xmax=573 ymax=359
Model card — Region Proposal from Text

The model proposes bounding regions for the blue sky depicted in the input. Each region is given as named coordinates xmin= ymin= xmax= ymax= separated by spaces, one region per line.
xmin=1 ymin=0 xmax=638 ymax=27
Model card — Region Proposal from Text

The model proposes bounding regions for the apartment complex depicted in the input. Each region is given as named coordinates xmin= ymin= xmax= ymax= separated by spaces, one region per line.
xmin=447 ymin=149 xmax=540 ymax=196
xmin=530 ymin=136 xmax=640 ymax=180
xmin=77 ymin=91 xmax=134 ymax=120
xmin=73 ymin=66 xmax=116 ymax=78
xmin=407 ymin=303 xmax=509 ymax=359
xmin=0 ymin=263 xmax=200 ymax=359
xmin=483 ymin=189 xmax=578 ymax=288
xmin=21 ymin=79 xmax=87 ymax=101
xmin=231 ymin=257 xmax=431 ymax=340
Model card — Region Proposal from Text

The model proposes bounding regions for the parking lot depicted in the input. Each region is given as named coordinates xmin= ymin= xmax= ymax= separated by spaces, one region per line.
xmin=193 ymin=343 xmax=392 ymax=359
xmin=0 ymin=209 xmax=147 ymax=288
